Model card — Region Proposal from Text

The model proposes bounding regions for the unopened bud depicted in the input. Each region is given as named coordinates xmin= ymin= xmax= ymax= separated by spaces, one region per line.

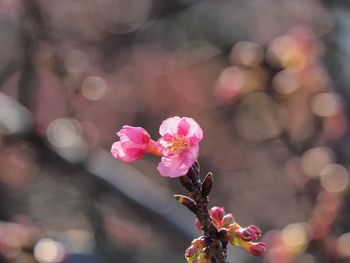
xmin=209 ymin=206 xmax=225 ymax=228
xmin=201 ymin=172 xmax=213 ymax=197
xmin=187 ymin=166 xmax=199 ymax=182
xmin=222 ymin=213 xmax=235 ymax=228
xmin=237 ymin=225 xmax=261 ymax=241
xmin=179 ymin=175 xmax=195 ymax=192
xmin=185 ymin=246 xmax=197 ymax=258
xmin=185 ymin=238 xmax=204 ymax=262
xmin=249 ymin=242 xmax=267 ymax=256
xmin=191 ymin=237 xmax=205 ymax=248
xmin=193 ymin=160 xmax=200 ymax=174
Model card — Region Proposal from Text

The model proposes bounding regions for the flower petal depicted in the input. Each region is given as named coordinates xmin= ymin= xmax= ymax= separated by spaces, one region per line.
xmin=159 ymin=116 xmax=181 ymax=136
xmin=117 ymin=126 xmax=150 ymax=144
xmin=111 ymin=126 xmax=151 ymax=162
xmin=157 ymin=155 xmax=190 ymax=177
xmin=177 ymin=118 xmax=191 ymax=136
xmin=182 ymin=117 xmax=203 ymax=141
xmin=111 ymin=141 xmax=143 ymax=162
xmin=179 ymin=145 xmax=199 ymax=167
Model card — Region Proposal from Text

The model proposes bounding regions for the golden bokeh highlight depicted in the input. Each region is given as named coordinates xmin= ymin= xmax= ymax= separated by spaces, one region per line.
xmin=336 ymin=233 xmax=350 ymax=258
xmin=273 ymin=70 xmax=300 ymax=95
xmin=301 ymin=147 xmax=334 ymax=178
xmin=64 ymin=49 xmax=89 ymax=74
xmin=81 ymin=76 xmax=107 ymax=101
xmin=230 ymin=41 xmax=263 ymax=67
xmin=46 ymin=118 xmax=82 ymax=148
xmin=320 ymin=164 xmax=349 ymax=193
xmin=46 ymin=118 xmax=87 ymax=162
xmin=267 ymin=36 xmax=306 ymax=70
xmin=34 ymin=239 xmax=65 ymax=263
xmin=310 ymin=93 xmax=341 ymax=117
xmin=215 ymin=66 xmax=245 ymax=101
xmin=281 ymin=223 xmax=309 ymax=254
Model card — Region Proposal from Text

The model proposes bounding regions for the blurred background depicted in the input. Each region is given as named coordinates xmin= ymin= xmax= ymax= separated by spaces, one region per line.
xmin=1 ymin=0 xmax=350 ymax=262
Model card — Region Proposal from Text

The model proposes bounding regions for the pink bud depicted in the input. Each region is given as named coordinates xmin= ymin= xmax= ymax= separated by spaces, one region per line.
xmin=249 ymin=242 xmax=267 ymax=256
xmin=185 ymin=245 xmax=197 ymax=258
xmin=237 ymin=225 xmax=261 ymax=241
xmin=111 ymin=126 xmax=154 ymax=162
xmin=191 ymin=237 xmax=205 ymax=248
xmin=209 ymin=207 xmax=225 ymax=228
xmin=185 ymin=239 xmax=204 ymax=261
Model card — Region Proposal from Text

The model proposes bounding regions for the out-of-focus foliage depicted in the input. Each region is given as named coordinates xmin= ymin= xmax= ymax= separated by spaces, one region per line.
xmin=0 ymin=0 xmax=350 ymax=263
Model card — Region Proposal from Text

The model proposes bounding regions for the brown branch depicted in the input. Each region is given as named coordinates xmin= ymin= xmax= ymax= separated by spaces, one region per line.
xmin=177 ymin=161 xmax=229 ymax=263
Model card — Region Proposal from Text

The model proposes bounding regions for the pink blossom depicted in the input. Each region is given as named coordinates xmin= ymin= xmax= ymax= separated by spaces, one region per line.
xmin=157 ymin=117 xmax=203 ymax=177
xmin=111 ymin=117 xmax=203 ymax=178
xmin=111 ymin=126 xmax=160 ymax=162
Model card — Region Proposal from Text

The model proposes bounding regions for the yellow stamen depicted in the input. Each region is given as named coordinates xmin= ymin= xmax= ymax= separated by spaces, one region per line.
xmin=167 ymin=135 xmax=188 ymax=154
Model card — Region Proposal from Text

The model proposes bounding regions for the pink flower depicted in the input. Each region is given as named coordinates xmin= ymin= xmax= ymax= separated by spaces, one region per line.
xmin=111 ymin=117 xmax=203 ymax=178
xmin=157 ymin=117 xmax=203 ymax=177
xmin=111 ymin=126 xmax=160 ymax=162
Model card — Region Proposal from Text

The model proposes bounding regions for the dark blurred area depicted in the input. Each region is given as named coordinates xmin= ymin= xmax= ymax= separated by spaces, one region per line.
xmin=0 ymin=0 xmax=350 ymax=262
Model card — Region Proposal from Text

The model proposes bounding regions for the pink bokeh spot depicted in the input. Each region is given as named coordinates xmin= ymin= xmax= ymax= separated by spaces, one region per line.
xmin=157 ymin=117 xmax=203 ymax=177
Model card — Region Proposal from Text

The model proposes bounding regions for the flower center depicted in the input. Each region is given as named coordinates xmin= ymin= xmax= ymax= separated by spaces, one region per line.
xmin=167 ymin=135 xmax=189 ymax=154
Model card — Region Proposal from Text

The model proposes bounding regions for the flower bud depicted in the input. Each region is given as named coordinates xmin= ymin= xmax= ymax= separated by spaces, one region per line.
xmin=209 ymin=206 xmax=225 ymax=228
xmin=111 ymin=126 xmax=153 ymax=162
xmin=222 ymin=213 xmax=235 ymax=228
xmin=240 ymin=241 xmax=267 ymax=256
xmin=237 ymin=225 xmax=261 ymax=241
xmin=185 ymin=246 xmax=198 ymax=258
xmin=191 ymin=237 xmax=205 ymax=248
xmin=193 ymin=160 xmax=200 ymax=174
xmin=179 ymin=175 xmax=195 ymax=192
xmin=249 ymin=242 xmax=267 ymax=256
xmin=185 ymin=239 xmax=204 ymax=263
xmin=201 ymin=172 xmax=213 ymax=197
xmin=187 ymin=166 xmax=199 ymax=182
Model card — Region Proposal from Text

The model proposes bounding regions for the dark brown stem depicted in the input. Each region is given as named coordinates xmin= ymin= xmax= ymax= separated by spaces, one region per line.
xmin=179 ymin=161 xmax=230 ymax=263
